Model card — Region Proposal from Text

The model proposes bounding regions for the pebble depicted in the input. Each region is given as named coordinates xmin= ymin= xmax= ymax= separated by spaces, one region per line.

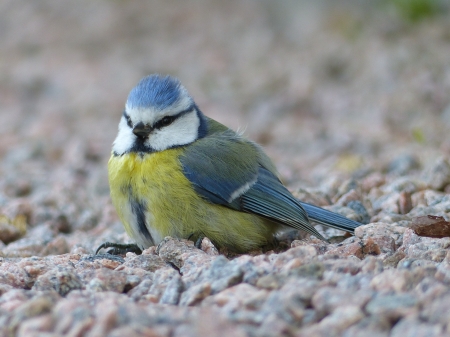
xmin=365 ymin=293 xmax=419 ymax=321
xmin=0 ymin=221 xmax=23 ymax=244
xmin=32 ymin=266 xmax=83 ymax=296
xmin=423 ymin=157 xmax=450 ymax=190
xmin=390 ymin=317 xmax=444 ymax=337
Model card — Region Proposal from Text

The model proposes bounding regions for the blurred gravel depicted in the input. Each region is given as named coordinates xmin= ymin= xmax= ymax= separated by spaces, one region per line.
xmin=1 ymin=0 xmax=450 ymax=336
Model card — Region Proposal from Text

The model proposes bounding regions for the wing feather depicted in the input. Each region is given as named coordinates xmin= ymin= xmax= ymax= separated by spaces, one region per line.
xmin=180 ymin=122 xmax=361 ymax=241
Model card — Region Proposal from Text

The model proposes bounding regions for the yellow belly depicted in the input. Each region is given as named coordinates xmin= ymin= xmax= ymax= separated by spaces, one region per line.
xmin=108 ymin=149 xmax=278 ymax=252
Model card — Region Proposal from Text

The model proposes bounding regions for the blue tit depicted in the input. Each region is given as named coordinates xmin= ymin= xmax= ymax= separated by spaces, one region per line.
xmin=106 ymin=74 xmax=361 ymax=254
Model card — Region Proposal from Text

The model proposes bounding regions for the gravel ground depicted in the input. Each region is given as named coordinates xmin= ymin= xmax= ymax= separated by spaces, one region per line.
xmin=1 ymin=1 xmax=450 ymax=336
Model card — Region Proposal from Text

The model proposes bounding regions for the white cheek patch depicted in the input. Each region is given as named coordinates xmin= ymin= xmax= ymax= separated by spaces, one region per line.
xmin=112 ymin=117 xmax=136 ymax=155
xmin=149 ymin=111 xmax=200 ymax=151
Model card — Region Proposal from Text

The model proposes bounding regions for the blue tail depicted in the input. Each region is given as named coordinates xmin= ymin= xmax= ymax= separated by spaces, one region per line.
xmin=299 ymin=202 xmax=362 ymax=233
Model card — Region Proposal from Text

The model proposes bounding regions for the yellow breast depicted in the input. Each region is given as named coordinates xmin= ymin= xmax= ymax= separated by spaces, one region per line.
xmin=108 ymin=149 xmax=278 ymax=252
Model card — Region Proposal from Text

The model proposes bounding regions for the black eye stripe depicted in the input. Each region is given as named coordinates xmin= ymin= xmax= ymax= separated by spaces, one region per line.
xmin=154 ymin=106 xmax=195 ymax=129
xmin=123 ymin=105 xmax=195 ymax=131
xmin=156 ymin=116 xmax=174 ymax=128
xmin=123 ymin=111 xmax=133 ymax=128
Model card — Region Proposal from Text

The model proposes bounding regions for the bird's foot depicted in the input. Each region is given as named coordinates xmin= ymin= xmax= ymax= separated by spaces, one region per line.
xmin=95 ymin=242 xmax=142 ymax=255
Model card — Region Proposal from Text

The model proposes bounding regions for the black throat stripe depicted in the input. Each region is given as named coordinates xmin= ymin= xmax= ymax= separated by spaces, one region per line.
xmin=130 ymin=199 xmax=153 ymax=244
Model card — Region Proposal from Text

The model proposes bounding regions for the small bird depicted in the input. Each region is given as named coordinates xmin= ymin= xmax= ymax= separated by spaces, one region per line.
xmin=101 ymin=74 xmax=361 ymax=255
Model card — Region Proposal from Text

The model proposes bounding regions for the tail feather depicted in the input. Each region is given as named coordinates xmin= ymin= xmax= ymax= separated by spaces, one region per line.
xmin=299 ymin=202 xmax=362 ymax=233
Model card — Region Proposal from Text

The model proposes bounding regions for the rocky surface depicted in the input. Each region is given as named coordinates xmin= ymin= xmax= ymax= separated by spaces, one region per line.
xmin=1 ymin=1 xmax=450 ymax=336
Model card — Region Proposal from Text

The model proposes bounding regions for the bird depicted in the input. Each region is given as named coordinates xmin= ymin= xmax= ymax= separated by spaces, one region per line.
xmin=99 ymin=74 xmax=362 ymax=255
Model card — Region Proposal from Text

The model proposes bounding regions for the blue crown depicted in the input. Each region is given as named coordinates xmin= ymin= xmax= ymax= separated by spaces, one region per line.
xmin=126 ymin=75 xmax=184 ymax=110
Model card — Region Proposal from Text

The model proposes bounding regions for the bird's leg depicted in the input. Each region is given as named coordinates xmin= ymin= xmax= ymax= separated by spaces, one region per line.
xmin=187 ymin=232 xmax=205 ymax=249
xmin=194 ymin=236 xmax=205 ymax=249
xmin=95 ymin=242 xmax=142 ymax=255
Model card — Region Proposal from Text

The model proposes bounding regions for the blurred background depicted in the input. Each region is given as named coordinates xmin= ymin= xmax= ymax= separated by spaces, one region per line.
xmin=1 ymin=0 xmax=450 ymax=249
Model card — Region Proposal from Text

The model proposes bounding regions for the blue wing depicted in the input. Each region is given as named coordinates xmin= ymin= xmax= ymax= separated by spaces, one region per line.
xmin=179 ymin=130 xmax=325 ymax=240
xmin=180 ymin=129 xmax=259 ymax=209
xmin=180 ymin=124 xmax=362 ymax=240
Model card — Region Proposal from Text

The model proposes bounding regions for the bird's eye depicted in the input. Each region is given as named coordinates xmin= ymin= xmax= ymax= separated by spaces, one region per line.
xmin=159 ymin=116 xmax=174 ymax=128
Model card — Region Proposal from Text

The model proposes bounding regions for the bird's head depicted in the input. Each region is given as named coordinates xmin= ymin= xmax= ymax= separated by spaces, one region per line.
xmin=113 ymin=74 xmax=206 ymax=155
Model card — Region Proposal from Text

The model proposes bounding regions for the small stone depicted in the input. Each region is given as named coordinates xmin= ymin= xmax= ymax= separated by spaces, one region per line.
xmin=372 ymin=193 xmax=400 ymax=214
xmin=85 ymin=268 xmax=130 ymax=293
xmin=321 ymin=256 xmax=361 ymax=276
xmin=159 ymin=274 xmax=184 ymax=305
xmin=180 ymin=255 xmax=244 ymax=297
xmin=398 ymin=191 xmax=412 ymax=215
xmin=288 ymin=262 xmax=325 ymax=279
xmin=414 ymin=277 xmax=449 ymax=305
xmin=122 ymin=254 xmax=167 ymax=272
xmin=32 ymin=266 xmax=83 ymax=296
xmin=2 ymin=237 xmax=47 ymax=257
xmin=179 ymin=283 xmax=211 ymax=306
xmin=48 ymin=214 xmax=71 ymax=234
xmin=365 ymin=294 xmax=418 ymax=321
xmin=200 ymin=237 xmax=219 ymax=256
xmin=202 ymin=283 xmax=268 ymax=312
xmin=386 ymin=154 xmax=420 ymax=175
xmin=124 ymin=274 xmax=141 ymax=292
xmin=420 ymin=293 xmax=450 ymax=325
xmin=157 ymin=237 xmax=206 ymax=269
xmin=269 ymin=245 xmax=318 ymax=270
xmin=366 ymin=235 xmax=396 ymax=255
xmin=10 ymin=295 xmax=58 ymax=334
xmin=127 ymin=279 xmax=153 ymax=301
xmin=39 ymin=236 xmax=70 ymax=256
xmin=360 ymin=172 xmax=386 ymax=193
xmin=0 ymin=262 xmax=34 ymax=288
xmin=312 ymin=287 xmax=372 ymax=315
xmin=325 ymin=237 xmax=364 ymax=259
xmin=233 ymin=255 xmax=271 ymax=286
xmin=382 ymin=251 xmax=406 ymax=268
xmin=335 ymin=179 xmax=360 ymax=201
xmin=407 ymin=241 xmax=447 ymax=263
xmin=146 ymin=267 xmax=179 ymax=301
xmin=409 ymin=215 xmax=450 ymax=238
xmin=335 ymin=189 xmax=362 ymax=207
xmin=361 ymin=256 xmax=384 ymax=274
xmin=435 ymin=260 xmax=450 ymax=284
xmin=207 ymin=257 xmax=244 ymax=294
xmin=381 ymin=177 xmax=424 ymax=194
xmin=0 ymin=284 xmax=14 ymax=296
xmin=257 ymin=285 xmax=308 ymax=325
xmin=256 ymin=273 xmax=287 ymax=290
xmin=361 ymin=237 xmax=381 ymax=256
xmin=369 ymin=269 xmax=418 ymax=292
xmin=355 ymin=223 xmax=405 ymax=248
xmin=423 ymin=156 xmax=450 ymax=190
xmin=390 ymin=317 xmax=444 ymax=337
xmin=400 ymin=228 xmax=421 ymax=251
xmin=0 ymin=221 xmax=23 ymax=244
xmin=298 ymin=305 xmax=365 ymax=337
xmin=172 ymin=308 xmax=248 ymax=337
xmin=292 ymin=238 xmax=329 ymax=255
xmin=16 ymin=313 xmax=55 ymax=336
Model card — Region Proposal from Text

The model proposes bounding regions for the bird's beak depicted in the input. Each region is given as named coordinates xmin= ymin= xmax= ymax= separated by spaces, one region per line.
xmin=133 ymin=122 xmax=152 ymax=139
